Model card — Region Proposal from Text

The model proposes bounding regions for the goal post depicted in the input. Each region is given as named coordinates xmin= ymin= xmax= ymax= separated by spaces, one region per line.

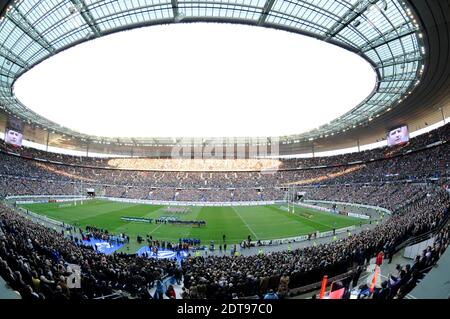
xmin=286 ymin=185 xmax=297 ymax=214
xmin=285 ymin=186 xmax=307 ymax=214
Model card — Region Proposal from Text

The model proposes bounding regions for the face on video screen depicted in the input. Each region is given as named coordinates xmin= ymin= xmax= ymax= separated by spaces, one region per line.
xmin=387 ymin=126 xmax=409 ymax=146
xmin=5 ymin=129 xmax=23 ymax=146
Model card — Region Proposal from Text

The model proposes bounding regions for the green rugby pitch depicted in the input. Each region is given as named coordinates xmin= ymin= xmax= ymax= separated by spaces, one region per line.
xmin=20 ymin=199 xmax=366 ymax=252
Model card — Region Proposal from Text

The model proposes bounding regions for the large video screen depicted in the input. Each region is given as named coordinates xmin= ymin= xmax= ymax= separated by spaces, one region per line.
xmin=387 ymin=126 xmax=409 ymax=146
xmin=4 ymin=116 xmax=24 ymax=147
xmin=5 ymin=129 xmax=23 ymax=147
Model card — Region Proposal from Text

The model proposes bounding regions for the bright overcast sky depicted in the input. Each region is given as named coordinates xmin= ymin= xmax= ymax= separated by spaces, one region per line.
xmin=14 ymin=23 xmax=376 ymax=138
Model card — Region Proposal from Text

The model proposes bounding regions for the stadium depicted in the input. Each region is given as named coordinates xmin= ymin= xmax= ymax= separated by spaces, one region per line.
xmin=0 ymin=0 xmax=449 ymax=304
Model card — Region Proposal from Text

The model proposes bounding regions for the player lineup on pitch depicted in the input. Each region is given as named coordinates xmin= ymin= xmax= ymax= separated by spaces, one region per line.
xmin=20 ymin=199 xmax=366 ymax=251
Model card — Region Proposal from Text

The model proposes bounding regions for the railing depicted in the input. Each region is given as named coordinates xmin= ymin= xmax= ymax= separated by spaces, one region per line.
xmin=93 ymin=291 xmax=129 ymax=299
xmin=404 ymin=238 xmax=435 ymax=260
xmin=14 ymin=206 xmax=65 ymax=229
xmin=287 ymin=269 xmax=356 ymax=297
xmin=265 ymin=212 xmax=450 ymax=299
xmin=304 ymin=199 xmax=392 ymax=216
xmin=393 ymin=212 xmax=450 ymax=255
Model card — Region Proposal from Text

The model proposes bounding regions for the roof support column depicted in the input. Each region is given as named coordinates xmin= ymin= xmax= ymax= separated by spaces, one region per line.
xmin=171 ymin=0 xmax=180 ymax=21
xmin=326 ymin=0 xmax=379 ymax=40
xmin=0 ymin=46 xmax=28 ymax=69
xmin=6 ymin=5 xmax=55 ymax=53
xmin=258 ymin=0 xmax=276 ymax=25
xmin=70 ymin=0 xmax=101 ymax=36
xmin=46 ymin=130 xmax=50 ymax=152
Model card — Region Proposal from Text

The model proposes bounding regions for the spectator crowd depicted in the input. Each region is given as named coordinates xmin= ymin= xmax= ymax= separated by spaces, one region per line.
xmin=0 ymin=123 xmax=449 ymax=299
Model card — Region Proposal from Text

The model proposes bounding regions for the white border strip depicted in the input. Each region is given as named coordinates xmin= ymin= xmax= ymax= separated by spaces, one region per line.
xmin=99 ymin=196 xmax=283 ymax=207
xmin=304 ymin=200 xmax=392 ymax=215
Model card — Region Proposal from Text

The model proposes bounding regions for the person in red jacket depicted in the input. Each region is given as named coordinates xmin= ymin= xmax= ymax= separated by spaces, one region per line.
xmin=166 ymin=285 xmax=176 ymax=299
xmin=376 ymin=251 xmax=384 ymax=267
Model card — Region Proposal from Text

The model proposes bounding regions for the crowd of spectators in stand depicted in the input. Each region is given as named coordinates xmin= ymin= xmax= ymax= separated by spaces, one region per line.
xmin=180 ymin=187 xmax=449 ymax=299
xmin=0 ymin=136 xmax=448 ymax=201
xmin=328 ymin=224 xmax=450 ymax=300
xmin=0 ymin=129 xmax=450 ymax=201
xmin=302 ymin=183 xmax=429 ymax=213
xmin=0 ymin=161 xmax=446 ymax=202
xmin=282 ymin=122 xmax=450 ymax=169
xmin=379 ymin=223 xmax=449 ymax=299
xmin=1 ymin=123 xmax=449 ymax=172
xmin=0 ymin=206 xmax=178 ymax=300
xmin=107 ymin=158 xmax=282 ymax=171
xmin=0 ymin=141 xmax=109 ymax=168
xmin=0 ymin=123 xmax=449 ymax=299
xmin=3 ymin=121 xmax=449 ymax=177
xmin=1 ymin=184 xmax=448 ymax=300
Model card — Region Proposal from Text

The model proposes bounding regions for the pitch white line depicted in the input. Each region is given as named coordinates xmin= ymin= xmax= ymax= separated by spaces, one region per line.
xmin=149 ymin=223 xmax=165 ymax=235
xmin=287 ymin=207 xmax=337 ymax=229
xmin=232 ymin=206 xmax=258 ymax=239
xmin=148 ymin=206 xmax=173 ymax=235
xmin=117 ymin=206 xmax=167 ymax=236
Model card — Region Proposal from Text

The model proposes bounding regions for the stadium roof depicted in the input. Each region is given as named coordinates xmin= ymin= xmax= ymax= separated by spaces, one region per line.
xmin=0 ymin=0 xmax=426 ymax=149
